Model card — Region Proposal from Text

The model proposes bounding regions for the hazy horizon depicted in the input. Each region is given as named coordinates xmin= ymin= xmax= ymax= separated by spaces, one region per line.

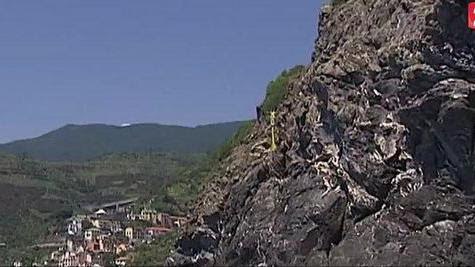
xmin=0 ymin=0 xmax=323 ymax=143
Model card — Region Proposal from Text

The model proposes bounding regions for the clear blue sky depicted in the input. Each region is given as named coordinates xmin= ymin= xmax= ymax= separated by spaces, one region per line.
xmin=0 ymin=0 xmax=324 ymax=143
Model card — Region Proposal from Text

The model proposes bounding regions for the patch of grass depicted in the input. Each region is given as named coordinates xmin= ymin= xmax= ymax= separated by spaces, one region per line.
xmin=132 ymin=231 xmax=179 ymax=266
xmin=260 ymin=65 xmax=305 ymax=114
xmin=330 ymin=0 xmax=349 ymax=6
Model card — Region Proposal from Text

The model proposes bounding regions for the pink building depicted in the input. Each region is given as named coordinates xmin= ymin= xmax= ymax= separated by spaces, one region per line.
xmin=145 ymin=227 xmax=172 ymax=237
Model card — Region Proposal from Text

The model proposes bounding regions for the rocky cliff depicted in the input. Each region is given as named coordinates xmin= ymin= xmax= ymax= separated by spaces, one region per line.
xmin=169 ymin=0 xmax=475 ymax=265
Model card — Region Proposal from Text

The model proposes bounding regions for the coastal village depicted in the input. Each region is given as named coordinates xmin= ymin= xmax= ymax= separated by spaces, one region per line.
xmin=14 ymin=199 xmax=187 ymax=267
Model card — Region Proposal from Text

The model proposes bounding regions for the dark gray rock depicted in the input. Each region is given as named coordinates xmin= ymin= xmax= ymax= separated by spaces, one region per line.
xmin=169 ymin=0 xmax=475 ymax=266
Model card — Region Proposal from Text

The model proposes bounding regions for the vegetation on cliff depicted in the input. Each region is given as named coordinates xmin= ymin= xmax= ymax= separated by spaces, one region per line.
xmin=260 ymin=65 xmax=305 ymax=114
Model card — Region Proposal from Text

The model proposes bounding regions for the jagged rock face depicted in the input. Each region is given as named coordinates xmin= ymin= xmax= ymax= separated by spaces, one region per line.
xmin=169 ymin=0 xmax=475 ymax=266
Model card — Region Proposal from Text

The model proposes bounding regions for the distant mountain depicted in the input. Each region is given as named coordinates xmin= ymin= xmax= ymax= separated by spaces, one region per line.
xmin=0 ymin=121 xmax=249 ymax=161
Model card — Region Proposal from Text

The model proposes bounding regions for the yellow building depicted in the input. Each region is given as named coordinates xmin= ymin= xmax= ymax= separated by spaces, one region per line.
xmin=140 ymin=208 xmax=158 ymax=222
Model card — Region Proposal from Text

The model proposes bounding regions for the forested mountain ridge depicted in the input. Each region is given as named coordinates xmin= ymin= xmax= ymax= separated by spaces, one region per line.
xmin=0 ymin=121 xmax=247 ymax=161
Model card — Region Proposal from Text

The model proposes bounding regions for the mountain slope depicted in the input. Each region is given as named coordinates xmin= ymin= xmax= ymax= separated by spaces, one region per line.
xmin=0 ymin=151 xmax=205 ymax=264
xmin=0 ymin=122 xmax=247 ymax=161
xmin=170 ymin=0 xmax=475 ymax=266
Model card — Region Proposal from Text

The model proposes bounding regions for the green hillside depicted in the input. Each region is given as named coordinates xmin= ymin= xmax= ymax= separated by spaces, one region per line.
xmin=0 ymin=121 xmax=247 ymax=161
xmin=0 ymin=151 xmax=205 ymax=264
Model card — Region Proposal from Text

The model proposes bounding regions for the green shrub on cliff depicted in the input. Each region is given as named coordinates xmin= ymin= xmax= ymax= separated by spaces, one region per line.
xmin=260 ymin=65 xmax=305 ymax=114
xmin=330 ymin=0 xmax=349 ymax=6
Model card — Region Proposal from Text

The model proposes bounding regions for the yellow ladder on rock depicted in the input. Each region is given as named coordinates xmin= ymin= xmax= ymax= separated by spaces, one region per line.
xmin=270 ymin=111 xmax=277 ymax=151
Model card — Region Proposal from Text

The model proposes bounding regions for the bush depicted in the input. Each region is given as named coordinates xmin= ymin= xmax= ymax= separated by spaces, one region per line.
xmin=132 ymin=231 xmax=179 ymax=266
xmin=330 ymin=0 xmax=349 ymax=6
xmin=260 ymin=65 xmax=305 ymax=114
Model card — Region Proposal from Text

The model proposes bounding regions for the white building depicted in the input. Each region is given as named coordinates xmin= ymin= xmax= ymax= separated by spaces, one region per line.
xmin=94 ymin=209 xmax=107 ymax=216
xmin=84 ymin=228 xmax=100 ymax=241
xmin=125 ymin=227 xmax=133 ymax=240
xmin=67 ymin=218 xmax=83 ymax=236
xmin=58 ymin=251 xmax=77 ymax=267
xmin=115 ymin=257 xmax=128 ymax=266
